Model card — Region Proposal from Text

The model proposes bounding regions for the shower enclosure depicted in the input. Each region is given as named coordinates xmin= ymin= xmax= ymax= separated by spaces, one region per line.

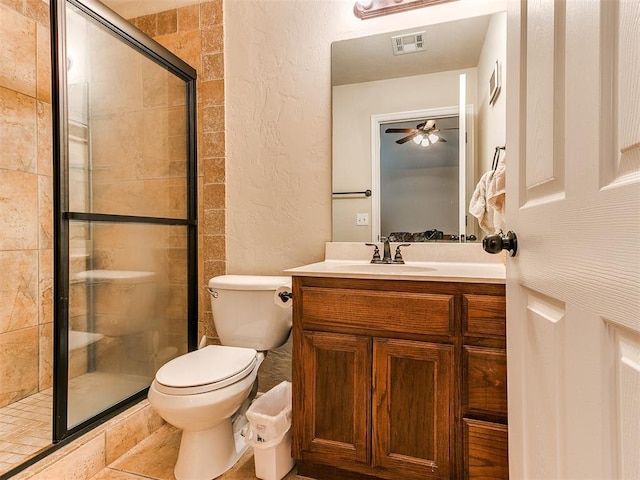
xmin=53 ymin=0 xmax=197 ymax=436
xmin=0 ymin=0 xmax=197 ymax=476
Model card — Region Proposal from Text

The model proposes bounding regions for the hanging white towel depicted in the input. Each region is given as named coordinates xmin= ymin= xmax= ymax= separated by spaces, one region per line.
xmin=487 ymin=155 xmax=506 ymax=215
xmin=468 ymin=170 xmax=496 ymax=234
xmin=487 ymin=155 xmax=506 ymax=231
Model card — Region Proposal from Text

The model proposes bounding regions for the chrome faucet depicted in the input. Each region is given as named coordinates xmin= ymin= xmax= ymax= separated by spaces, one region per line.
xmin=366 ymin=238 xmax=410 ymax=264
xmin=381 ymin=237 xmax=392 ymax=263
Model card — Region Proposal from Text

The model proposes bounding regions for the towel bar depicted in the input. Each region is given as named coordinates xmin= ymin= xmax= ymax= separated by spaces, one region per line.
xmin=332 ymin=189 xmax=372 ymax=197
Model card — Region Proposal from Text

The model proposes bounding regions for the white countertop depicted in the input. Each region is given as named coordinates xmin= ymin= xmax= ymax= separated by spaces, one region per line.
xmin=285 ymin=259 xmax=505 ymax=284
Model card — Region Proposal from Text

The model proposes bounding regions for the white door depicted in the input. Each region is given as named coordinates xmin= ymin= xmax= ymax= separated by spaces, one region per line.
xmin=505 ymin=1 xmax=639 ymax=479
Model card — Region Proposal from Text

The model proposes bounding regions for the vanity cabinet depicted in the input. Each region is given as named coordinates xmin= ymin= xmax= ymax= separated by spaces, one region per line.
xmin=291 ymin=276 xmax=508 ymax=480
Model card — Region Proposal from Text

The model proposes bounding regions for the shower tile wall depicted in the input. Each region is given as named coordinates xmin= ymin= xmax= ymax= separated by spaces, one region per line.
xmin=0 ymin=0 xmax=53 ymax=406
xmin=130 ymin=0 xmax=226 ymax=344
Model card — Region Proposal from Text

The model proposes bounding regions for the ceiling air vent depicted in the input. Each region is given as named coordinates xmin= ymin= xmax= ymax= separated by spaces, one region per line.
xmin=391 ymin=31 xmax=425 ymax=56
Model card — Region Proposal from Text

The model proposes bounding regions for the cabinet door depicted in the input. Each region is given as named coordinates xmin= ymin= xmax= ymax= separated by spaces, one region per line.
xmin=464 ymin=418 xmax=509 ymax=479
xmin=296 ymin=330 xmax=371 ymax=469
xmin=373 ymin=338 xmax=454 ymax=479
xmin=463 ymin=294 xmax=506 ymax=340
xmin=462 ymin=346 xmax=508 ymax=418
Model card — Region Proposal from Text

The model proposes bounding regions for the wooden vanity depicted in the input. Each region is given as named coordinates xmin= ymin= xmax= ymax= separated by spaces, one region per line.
xmin=290 ymin=273 xmax=508 ymax=480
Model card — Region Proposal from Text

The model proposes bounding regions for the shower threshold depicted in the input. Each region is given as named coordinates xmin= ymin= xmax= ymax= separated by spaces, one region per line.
xmin=0 ymin=371 xmax=151 ymax=476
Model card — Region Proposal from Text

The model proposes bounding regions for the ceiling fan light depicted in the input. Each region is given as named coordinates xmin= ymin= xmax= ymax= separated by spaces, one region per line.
xmin=413 ymin=134 xmax=424 ymax=144
xmin=428 ymin=133 xmax=439 ymax=143
xmin=421 ymin=138 xmax=430 ymax=147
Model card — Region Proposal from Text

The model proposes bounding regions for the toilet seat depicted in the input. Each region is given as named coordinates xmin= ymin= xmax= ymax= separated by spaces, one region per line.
xmin=154 ymin=345 xmax=258 ymax=395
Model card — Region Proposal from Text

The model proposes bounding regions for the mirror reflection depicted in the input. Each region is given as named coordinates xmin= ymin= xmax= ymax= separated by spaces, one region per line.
xmin=331 ymin=12 xmax=506 ymax=242
xmin=381 ymin=115 xmax=460 ymax=241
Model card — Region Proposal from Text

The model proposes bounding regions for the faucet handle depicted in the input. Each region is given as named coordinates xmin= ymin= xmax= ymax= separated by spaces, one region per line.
xmin=365 ymin=243 xmax=381 ymax=262
xmin=394 ymin=243 xmax=410 ymax=263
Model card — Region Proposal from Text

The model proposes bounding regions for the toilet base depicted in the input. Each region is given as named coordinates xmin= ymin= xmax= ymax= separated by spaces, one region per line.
xmin=174 ymin=418 xmax=249 ymax=480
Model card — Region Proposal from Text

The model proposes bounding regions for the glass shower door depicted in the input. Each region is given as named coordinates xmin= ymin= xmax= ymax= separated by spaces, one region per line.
xmin=53 ymin=0 xmax=197 ymax=435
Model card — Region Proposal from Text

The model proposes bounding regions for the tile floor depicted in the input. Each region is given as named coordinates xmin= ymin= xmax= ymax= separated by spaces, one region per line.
xmin=88 ymin=423 xmax=302 ymax=480
xmin=0 ymin=391 xmax=52 ymax=475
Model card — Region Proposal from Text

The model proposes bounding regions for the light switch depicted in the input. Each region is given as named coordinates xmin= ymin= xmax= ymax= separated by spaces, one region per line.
xmin=356 ymin=213 xmax=369 ymax=226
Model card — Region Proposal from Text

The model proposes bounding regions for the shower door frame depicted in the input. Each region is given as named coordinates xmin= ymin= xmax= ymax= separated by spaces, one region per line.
xmin=50 ymin=0 xmax=198 ymax=443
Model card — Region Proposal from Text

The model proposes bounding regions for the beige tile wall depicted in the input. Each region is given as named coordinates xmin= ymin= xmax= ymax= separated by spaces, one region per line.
xmin=0 ymin=0 xmax=53 ymax=406
xmin=130 ymin=0 xmax=226 ymax=343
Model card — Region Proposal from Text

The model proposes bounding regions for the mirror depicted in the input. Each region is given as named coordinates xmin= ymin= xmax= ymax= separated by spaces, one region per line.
xmin=331 ymin=12 xmax=506 ymax=242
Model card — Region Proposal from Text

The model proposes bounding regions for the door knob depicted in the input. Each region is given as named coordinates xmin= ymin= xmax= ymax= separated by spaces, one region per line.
xmin=482 ymin=231 xmax=518 ymax=257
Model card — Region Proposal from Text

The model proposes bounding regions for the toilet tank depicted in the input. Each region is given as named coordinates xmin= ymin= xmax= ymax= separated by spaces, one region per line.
xmin=208 ymin=275 xmax=292 ymax=351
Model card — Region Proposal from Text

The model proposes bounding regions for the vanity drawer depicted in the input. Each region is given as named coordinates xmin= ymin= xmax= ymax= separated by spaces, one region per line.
xmin=463 ymin=294 xmax=506 ymax=339
xmin=463 ymin=346 xmax=507 ymax=416
xmin=463 ymin=418 xmax=509 ymax=479
xmin=300 ymin=286 xmax=454 ymax=336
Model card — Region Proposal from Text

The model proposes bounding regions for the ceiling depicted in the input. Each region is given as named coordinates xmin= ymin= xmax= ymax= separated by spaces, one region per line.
xmin=101 ymin=0 xmax=201 ymax=19
xmin=331 ymin=14 xmax=491 ymax=86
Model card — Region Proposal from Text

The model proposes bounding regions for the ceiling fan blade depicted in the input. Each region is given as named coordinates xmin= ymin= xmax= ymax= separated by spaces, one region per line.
xmin=438 ymin=137 xmax=447 ymax=142
xmin=385 ymin=128 xmax=415 ymax=133
xmin=396 ymin=133 xmax=417 ymax=144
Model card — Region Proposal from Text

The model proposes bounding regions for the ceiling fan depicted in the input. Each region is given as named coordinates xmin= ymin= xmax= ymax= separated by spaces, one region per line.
xmin=385 ymin=119 xmax=458 ymax=147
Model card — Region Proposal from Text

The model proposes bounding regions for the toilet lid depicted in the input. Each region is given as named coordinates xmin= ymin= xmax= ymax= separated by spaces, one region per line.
xmin=155 ymin=345 xmax=257 ymax=394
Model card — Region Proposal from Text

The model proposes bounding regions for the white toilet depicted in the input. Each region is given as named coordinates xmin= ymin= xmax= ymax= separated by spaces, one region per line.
xmin=147 ymin=275 xmax=293 ymax=480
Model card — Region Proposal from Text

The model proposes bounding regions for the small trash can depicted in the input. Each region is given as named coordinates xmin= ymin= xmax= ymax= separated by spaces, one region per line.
xmin=245 ymin=381 xmax=296 ymax=480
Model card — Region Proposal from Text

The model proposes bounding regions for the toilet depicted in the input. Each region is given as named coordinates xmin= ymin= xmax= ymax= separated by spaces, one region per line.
xmin=147 ymin=275 xmax=293 ymax=480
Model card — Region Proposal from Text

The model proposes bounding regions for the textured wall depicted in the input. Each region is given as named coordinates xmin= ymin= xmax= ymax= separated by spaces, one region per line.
xmin=476 ymin=11 xmax=507 ymax=174
xmin=0 ymin=0 xmax=53 ymax=406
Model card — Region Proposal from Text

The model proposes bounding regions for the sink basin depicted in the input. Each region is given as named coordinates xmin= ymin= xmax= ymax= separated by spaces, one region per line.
xmin=327 ymin=263 xmax=436 ymax=274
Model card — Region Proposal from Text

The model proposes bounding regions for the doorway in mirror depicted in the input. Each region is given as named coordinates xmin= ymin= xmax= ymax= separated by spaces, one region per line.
xmin=378 ymin=112 xmax=460 ymax=241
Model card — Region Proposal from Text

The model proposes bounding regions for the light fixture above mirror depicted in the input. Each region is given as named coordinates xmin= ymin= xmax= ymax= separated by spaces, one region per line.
xmin=354 ymin=0 xmax=455 ymax=20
